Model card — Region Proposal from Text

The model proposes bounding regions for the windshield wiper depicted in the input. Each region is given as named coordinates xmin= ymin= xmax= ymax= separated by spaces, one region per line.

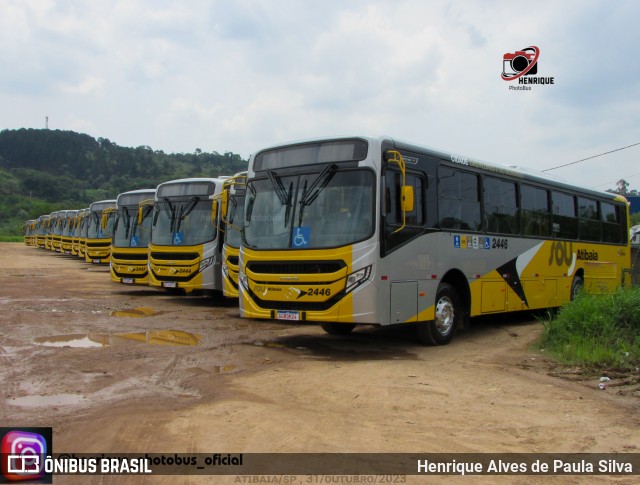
xmin=160 ymin=198 xmax=178 ymax=232
xmin=176 ymin=196 xmax=200 ymax=233
xmin=163 ymin=198 xmax=176 ymax=220
xmin=267 ymin=171 xmax=290 ymax=205
xmin=299 ymin=164 xmax=338 ymax=207
xmin=267 ymin=170 xmax=293 ymax=227
xmin=297 ymin=164 xmax=338 ymax=226
xmin=121 ymin=209 xmax=131 ymax=238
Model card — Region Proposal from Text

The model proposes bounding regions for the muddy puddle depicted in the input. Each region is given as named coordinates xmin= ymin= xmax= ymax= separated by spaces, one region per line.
xmin=110 ymin=307 xmax=158 ymax=317
xmin=33 ymin=329 xmax=201 ymax=348
xmin=8 ymin=393 xmax=86 ymax=407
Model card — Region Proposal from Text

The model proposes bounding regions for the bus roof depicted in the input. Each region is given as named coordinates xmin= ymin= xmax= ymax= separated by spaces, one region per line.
xmin=116 ymin=189 xmax=156 ymax=208
xmin=89 ymin=199 xmax=117 ymax=212
xmin=251 ymin=135 xmax=624 ymax=204
xmin=155 ymin=177 xmax=228 ymax=199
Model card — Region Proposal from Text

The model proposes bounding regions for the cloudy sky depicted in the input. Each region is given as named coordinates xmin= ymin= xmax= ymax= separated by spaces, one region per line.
xmin=2 ymin=0 xmax=639 ymax=191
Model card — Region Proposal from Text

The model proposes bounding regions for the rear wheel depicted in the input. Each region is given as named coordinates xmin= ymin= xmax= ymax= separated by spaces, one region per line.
xmin=321 ymin=322 xmax=356 ymax=335
xmin=417 ymin=283 xmax=461 ymax=345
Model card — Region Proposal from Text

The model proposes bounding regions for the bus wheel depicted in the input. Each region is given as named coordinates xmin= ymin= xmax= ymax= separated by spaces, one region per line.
xmin=321 ymin=323 xmax=356 ymax=335
xmin=570 ymin=275 xmax=584 ymax=301
xmin=417 ymin=283 xmax=460 ymax=345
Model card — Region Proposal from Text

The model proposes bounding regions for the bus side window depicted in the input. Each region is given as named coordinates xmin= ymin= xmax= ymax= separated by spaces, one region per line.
xmin=521 ymin=184 xmax=551 ymax=237
xmin=484 ymin=176 xmax=518 ymax=235
xmin=438 ymin=167 xmax=481 ymax=231
xmin=578 ymin=197 xmax=600 ymax=241
xmin=552 ymin=191 xmax=578 ymax=240
xmin=601 ymin=201 xmax=622 ymax=243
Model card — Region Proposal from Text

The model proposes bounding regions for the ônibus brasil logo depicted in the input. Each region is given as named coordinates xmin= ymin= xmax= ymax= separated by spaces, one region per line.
xmin=501 ymin=45 xmax=554 ymax=90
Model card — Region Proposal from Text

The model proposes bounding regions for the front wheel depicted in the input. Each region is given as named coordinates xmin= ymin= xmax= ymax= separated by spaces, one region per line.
xmin=417 ymin=283 xmax=462 ymax=345
xmin=570 ymin=275 xmax=584 ymax=301
xmin=321 ymin=322 xmax=356 ymax=335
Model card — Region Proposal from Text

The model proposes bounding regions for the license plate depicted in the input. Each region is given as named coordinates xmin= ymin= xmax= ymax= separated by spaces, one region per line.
xmin=163 ymin=281 xmax=177 ymax=288
xmin=276 ymin=310 xmax=300 ymax=321
xmin=92 ymin=259 xmax=101 ymax=264
xmin=122 ymin=278 xmax=134 ymax=284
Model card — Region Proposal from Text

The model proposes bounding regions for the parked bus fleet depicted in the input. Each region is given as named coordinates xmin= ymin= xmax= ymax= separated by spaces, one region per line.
xmin=22 ymin=136 xmax=634 ymax=345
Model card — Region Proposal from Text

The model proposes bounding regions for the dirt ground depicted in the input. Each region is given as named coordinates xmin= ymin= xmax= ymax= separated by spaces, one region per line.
xmin=1 ymin=242 xmax=639 ymax=485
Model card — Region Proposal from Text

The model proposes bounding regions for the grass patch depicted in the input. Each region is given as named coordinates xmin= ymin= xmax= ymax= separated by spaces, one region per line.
xmin=0 ymin=236 xmax=24 ymax=242
xmin=540 ymin=287 xmax=640 ymax=369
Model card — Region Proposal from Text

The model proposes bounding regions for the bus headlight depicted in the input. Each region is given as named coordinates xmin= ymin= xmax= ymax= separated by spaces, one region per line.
xmin=345 ymin=265 xmax=372 ymax=294
xmin=222 ymin=262 xmax=229 ymax=277
xmin=238 ymin=270 xmax=248 ymax=290
xmin=199 ymin=257 xmax=213 ymax=273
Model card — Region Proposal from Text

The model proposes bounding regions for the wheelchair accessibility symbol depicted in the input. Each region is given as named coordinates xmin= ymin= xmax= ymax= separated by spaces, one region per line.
xmin=291 ymin=227 xmax=310 ymax=248
xmin=173 ymin=231 xmax=184 ymax=245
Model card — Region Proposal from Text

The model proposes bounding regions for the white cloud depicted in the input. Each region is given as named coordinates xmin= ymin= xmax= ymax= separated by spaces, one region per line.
xmin=1 ymin=0 xmax=639 ymax=189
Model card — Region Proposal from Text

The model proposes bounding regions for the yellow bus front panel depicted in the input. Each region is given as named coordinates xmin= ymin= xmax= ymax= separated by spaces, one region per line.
xmin=85 ymin=238 xmax=111 ymax=264
xmin=240 ymin=243 xmax=381 ymax=324
xmin=148 ymin=244 xmax=218 ymax=293
xmin=111 ymin=247 xmax=150 ymax=284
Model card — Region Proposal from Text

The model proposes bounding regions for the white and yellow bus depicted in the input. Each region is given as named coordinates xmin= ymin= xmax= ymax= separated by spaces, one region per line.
xmin=45 ymin=211 xmax=61 ymax=251
xmin=239 ymin=136 xmax=631 ymax=344
xmin=71 ymin=209 xmax=84 ymax=256
xmin=85 ymin=200 xmax=117 ymax=264
xmin=60 ymin=210 xmax=78 ymax=255
xmin=35 ymin=215 xmax=49 ymax=249
xmin=110 ymin=189 xmax=156 ymax=285
xmin=148 ymin=178 xmax=226 ymax=294
xmin=219 ymin=172 xmax=247 ymax=298
xmin=52 ymin=210 xmax=70 ymax=253
xmin=75 ymin=208 xmax=89 ymax=259
xmin=23 ymin=220 xmax=36 ymax=246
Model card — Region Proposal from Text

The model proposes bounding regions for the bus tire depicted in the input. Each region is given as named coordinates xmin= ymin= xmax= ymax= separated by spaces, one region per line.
xmin=321 ymin=323 xmax=356 ymax=335
xmin=417 ymin=283 xmax=461 ymax=345
xmin=570 ymin=275 xmax=584 ymax=301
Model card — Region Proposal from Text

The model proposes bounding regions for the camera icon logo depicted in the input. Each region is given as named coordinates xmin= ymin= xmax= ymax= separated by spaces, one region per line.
xmin=1 ymin=431 xmax=47 ymax=481
xmin=502 ymin=46 xmax=539 ymax=81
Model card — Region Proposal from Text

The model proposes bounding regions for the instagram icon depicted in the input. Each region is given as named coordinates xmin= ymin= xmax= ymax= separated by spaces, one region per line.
xmin=1 ymin=429 xmax=51 ymax=483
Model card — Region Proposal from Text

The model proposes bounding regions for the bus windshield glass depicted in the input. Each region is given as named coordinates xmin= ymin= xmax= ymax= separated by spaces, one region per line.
xmin=244 ymin=168 xmax=374 ymax=250
xmin=225 ymin=195 xmax=245 ymax=249
xmin=62 ymin=218 xmax=74 ymax=237
xmin=114 ymin=207 xmax=153 ymax=248
xmin=86 ymin=211 xmax=115 ymax=238
xmin=53 ymin=218 xmax=64 ymax=236
xmin=151 ymin=198 xmax=216 ymax=246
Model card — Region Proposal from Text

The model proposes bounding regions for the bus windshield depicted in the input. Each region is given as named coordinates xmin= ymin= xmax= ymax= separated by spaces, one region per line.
xmin=244 ymin=167 xmax=374 ymax=250
xmin=62 ymin=219 xmax=73 ymax=237
xmin=225 ymin=195 xmax=245 ymax=249
xmin=53 ymin=219 xmax=64 ymax=236
xmin=151 ymin=198 xmax=216 ymax=246
xmin=114 ymin=207 xmax=153 ymax=248
xmin=86 ymin=212 xmax=115 ymax=239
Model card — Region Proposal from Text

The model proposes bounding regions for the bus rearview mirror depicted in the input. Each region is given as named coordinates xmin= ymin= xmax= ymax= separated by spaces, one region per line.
xmin=401 ymin=185 xmax=414 ymax=212
xmin=221 ymin=190 xmax=229 ymax=219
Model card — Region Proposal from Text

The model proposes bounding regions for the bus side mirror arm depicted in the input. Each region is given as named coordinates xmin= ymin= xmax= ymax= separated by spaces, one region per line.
xmin=211 ymin=198 xmax=219 ymax=227
xmin=138 ymin=199 xmax=154 ymax=225
xmin=386 ymin=150 xmax=413 ymax=234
